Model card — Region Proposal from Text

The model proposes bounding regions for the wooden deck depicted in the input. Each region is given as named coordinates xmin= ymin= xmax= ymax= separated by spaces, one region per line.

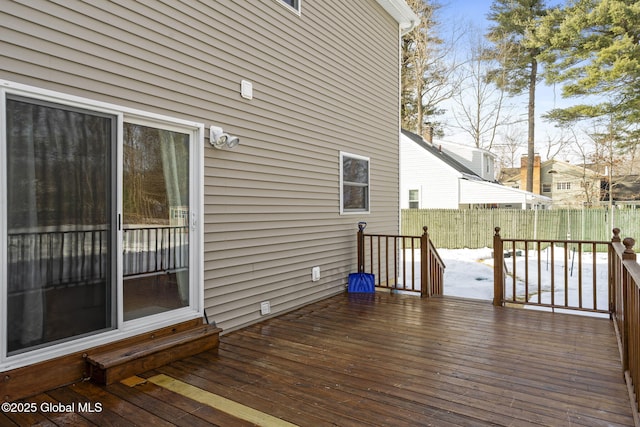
xmin=1 ymin=293 xmax=635 ymax=426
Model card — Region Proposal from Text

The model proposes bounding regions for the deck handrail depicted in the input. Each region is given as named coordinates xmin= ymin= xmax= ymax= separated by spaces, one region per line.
xmin=609 ymin=229 xmax=640 ymax=420
xmin=357 ymin=224 xmax=445 ymax=296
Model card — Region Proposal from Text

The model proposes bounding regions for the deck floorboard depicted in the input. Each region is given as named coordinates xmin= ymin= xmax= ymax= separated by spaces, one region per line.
xmin=13 ymin=293 xmax=635 ymax=426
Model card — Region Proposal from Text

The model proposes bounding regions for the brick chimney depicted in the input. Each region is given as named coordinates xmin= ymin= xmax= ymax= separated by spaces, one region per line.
xmin=520 ymin=154 xmax=541 ymax=194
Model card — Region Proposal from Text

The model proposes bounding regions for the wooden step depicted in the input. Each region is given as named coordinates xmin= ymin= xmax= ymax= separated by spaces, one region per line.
xmin=86 ymin=323 xmax=222 ymax=385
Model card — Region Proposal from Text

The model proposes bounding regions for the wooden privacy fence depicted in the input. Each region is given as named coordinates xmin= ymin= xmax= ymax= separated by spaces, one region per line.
xmin=403 ymin=208 xmax=640 ymax=249
xmin=357 ymin=224 xmax=444 ymax=296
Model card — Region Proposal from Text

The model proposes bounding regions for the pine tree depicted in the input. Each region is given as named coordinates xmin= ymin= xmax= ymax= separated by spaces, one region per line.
xmin=541 ymin=0 xmax=640 ymax=143
xmin=486 ymin=0 xmax=550 ymax=194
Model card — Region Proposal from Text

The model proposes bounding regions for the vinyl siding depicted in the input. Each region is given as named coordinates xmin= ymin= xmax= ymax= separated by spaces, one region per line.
xmin=400 ymin=135 xmax=461 ymax=209
xmin=2 ymin=0 xmax=402 ymax=333
xmin=540 ymin=161 xmax=601 ymax=208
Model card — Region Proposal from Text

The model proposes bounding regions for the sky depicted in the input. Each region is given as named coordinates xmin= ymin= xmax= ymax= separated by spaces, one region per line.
xmin=434 ymin=0 xmax=576 ymax=159
xmin=439 ymin=0 xmax=565 ymax=30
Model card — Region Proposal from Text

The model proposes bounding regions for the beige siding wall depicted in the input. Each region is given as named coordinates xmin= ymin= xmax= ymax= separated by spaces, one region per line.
xmin=2 ymin=1 xmax=402 ymax=332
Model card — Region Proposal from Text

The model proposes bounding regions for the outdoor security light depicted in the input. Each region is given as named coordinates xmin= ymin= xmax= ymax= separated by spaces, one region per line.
xmin=209 ymin=126 xmax=240 ymax=149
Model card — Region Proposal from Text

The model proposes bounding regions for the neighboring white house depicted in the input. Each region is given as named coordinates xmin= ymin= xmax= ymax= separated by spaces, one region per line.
xmin=400 ymin=130 xmax=551 ymax=209
xmin=436 ymin=139 xmax=497 ymax=182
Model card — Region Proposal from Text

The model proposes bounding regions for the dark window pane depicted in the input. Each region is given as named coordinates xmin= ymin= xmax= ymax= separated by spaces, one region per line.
xmin=6 ymin=96 xmax=115 ymax=354
xmin=343 ymin=157 xmax=368 ymax=184
xmin=343 ymin=185 xmax=368 ymax=210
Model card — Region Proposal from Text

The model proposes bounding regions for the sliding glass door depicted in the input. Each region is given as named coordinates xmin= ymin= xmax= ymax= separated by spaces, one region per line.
xmin=122 ymin=122 xmax=190 ymax=321
xmin=5 ymin=95 xmax=116 ymax=355
xmin=2 ymin=84 xmax=201 ymax=362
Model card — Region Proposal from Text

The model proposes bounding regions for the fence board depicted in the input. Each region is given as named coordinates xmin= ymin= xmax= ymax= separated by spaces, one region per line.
xmin=402 ymin=208 xmax=640 ymax=249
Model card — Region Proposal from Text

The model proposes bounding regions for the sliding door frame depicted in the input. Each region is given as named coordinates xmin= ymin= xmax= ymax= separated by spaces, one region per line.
xmin=0 ymin=80 xmax=204 ymax=371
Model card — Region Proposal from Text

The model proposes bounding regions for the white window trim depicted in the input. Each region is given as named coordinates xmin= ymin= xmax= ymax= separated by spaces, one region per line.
xmin=340 ymin=151 xmax=371 ymax=215
xmin=275 ymin=0 xmax=301 ymax=15
xmin=0 ymin=80 xmax=204 ymax=371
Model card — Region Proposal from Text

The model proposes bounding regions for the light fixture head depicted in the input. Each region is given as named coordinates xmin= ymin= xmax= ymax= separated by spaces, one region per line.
xmin=209 ymin=125 xmax=240 ymax=149
xmin=209 ymin=126 xmax=228 ymax=149
xmin=225 ymin=135 xmax=240 ymax=149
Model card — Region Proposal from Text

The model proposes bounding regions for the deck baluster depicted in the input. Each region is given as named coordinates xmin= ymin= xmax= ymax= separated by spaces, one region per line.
xmin=493 ymin=227 xmax=503 ymax=306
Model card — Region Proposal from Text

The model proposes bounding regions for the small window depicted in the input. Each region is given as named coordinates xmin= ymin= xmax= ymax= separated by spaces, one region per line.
xmin=340 ymin=152 xmax=370 ymax=214
xmin=557 ymin=182 xmax=571 ymax=190
xmin=278 ymin=0 xmax=300 ymax=12
xmin=542 ymin=183 xmax=551 ymax=193
xmin=409 ymin=189 xmax=419 ymax=209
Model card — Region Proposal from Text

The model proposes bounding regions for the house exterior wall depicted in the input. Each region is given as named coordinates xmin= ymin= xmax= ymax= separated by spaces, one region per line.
xmin=540 ymin=160 xmax=602 ymax=208
xmin=400 ymin=135 xmax=460 ymax=209
xmin=502 ymin=158 xmax=601 ymax=208
xmin=1 ymin=0 xmax=403 ymax=339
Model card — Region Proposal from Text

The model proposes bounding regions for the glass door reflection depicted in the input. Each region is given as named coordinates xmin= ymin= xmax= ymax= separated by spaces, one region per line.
xmin=122 ymin=123 xmax=190 ymax=321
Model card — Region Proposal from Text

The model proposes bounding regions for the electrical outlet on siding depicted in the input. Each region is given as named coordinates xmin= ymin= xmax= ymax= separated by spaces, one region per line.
xmin=260 ymin=301 xmax=271 ymax=315
xmin=311 ymin=266 xmax=320 ymax=281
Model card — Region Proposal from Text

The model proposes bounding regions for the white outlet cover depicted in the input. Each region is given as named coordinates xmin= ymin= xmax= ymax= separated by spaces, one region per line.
xmin=312 ymin=266 xmax=320 ymax=281
xmin=260 ymin=301 xmax=270 ymax=315
xmin=241 ymin=80 xmax=253 ymax=99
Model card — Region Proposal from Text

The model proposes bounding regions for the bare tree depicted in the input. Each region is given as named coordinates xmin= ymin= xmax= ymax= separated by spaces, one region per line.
xmin=451 ymin=28 xmax=513 ymax=150
xmin=402 ymin=0 xmax=465 ymax=139
xmin=539 ymin=131 xmax=572 ymax=161
xmin=563 ymin=127 xmax=602 ymax=206
xmin=494 ymin=125 xmax=525 ymax=170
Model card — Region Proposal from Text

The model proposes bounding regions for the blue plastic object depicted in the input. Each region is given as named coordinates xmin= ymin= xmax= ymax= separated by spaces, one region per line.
xmin=348 ymin=273 xmax=375 ymax=293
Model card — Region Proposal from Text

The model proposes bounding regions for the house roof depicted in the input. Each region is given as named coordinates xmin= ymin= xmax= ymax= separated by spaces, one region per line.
xmin=499 ymin=167 xmax=519 ymax=183
xmin=609 ymin=175 xmax=640 ymax=201
xmin=375 ymin=0 xmax=420 ymax=33
xmin=401 ymin=130 xmax=483 ymax=181
xmin=459 ymin=179 xmax=552 ymax=206
xmin=401 ymin=129 xmax=551 ymax=207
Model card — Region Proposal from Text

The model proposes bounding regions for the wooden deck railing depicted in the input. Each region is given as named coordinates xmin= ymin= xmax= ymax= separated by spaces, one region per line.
xmin=610 ymin=229 xmax=640 ymax=420
xmin=492 ymin=226 xmax=611 ymax=314
xmin=357 ymin=223 xmax=444 ymax=296
xmin=494 ymin=226 xmax=640 ymax=419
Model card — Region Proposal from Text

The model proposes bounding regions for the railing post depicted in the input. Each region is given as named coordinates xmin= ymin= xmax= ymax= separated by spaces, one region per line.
xmin=421 ymin=226 xmax=430 ymax=297
xmin=610 ymin=228 xmax=621 ymax=316
xmin=621 ymin=237 xmax=636 ymax=374
xmin=612 ymin=227 xmax=621 ymax=243
xmin=493 ymin=227 xmax=504 ymax=306
xmin=357 ymin=222 xmax=366 ymax=273
xmin=623 ymin=237 xmax=636 ymax=261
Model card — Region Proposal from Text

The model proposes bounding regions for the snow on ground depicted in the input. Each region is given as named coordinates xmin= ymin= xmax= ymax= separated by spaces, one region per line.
xmin=439 ymin=248 xmax=496 ymax=300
